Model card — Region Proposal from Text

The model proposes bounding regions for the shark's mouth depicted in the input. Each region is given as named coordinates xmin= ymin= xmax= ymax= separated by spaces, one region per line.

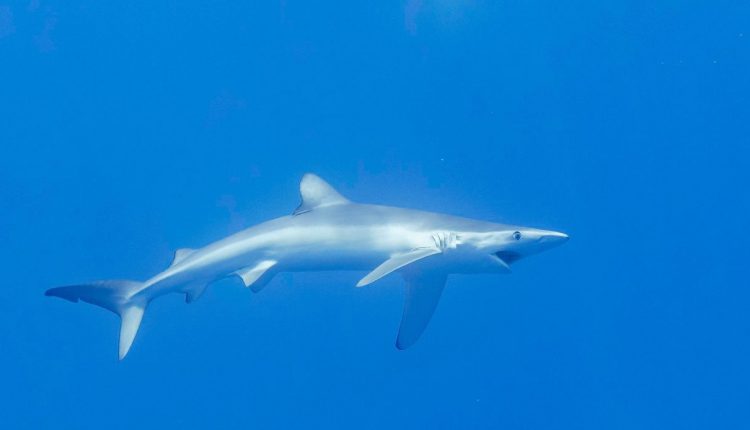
xmin=494 ymin=251 xmax=522 ymax=264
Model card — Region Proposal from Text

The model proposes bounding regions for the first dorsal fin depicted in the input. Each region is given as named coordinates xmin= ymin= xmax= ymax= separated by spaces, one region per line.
xmin=293 ymin=174 xmax=350 ymax=215
xmin=171 ymin=248 xmax=195 ymax=266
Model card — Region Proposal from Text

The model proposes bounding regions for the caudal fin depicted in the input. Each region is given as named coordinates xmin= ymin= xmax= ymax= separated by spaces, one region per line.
xmin=45 ymin=280 xmax=147 ymax=360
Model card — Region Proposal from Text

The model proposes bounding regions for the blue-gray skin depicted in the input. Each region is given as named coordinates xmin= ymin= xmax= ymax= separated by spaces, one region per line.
xmin=46 ymin=174 xmax=568 ymax=359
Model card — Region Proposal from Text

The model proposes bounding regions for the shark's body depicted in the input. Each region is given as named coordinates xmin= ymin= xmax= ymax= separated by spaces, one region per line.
xmin=47 ymin=174 xmax=568 ymax=359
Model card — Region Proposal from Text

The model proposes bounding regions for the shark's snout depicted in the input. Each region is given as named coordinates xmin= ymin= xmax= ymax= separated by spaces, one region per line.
xmin=536 ymin=231 xmax=569 ymax=252
xmin=540 ymin=231 xmax=569 ymax=245
xmin=522 ymin=229 xmax=569 ymax=255
xmin=489 ymin=229 xmax=568 ymax=265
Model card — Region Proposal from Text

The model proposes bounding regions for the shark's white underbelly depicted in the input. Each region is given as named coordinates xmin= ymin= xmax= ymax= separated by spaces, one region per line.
xmin=142 ymin=223 xmax=423 ymax=297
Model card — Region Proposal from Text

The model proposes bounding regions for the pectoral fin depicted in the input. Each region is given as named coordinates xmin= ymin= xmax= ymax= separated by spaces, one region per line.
xmin=396 ymin=271 xmax=448 ymax=349
xmin=235 ymin=260 xmax=277 ymax=292
xmin=356 ymin=247 xmax=442 ymax=287
xmin=487 ymin=254 xmax=512 ymax=272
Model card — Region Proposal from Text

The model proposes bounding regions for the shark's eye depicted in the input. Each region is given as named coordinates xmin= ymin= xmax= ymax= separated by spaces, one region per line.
xmin=512 ymin=231 xmax=522 ymax=241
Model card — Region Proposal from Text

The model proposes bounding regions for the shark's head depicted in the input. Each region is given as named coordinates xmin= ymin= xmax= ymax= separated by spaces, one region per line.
xmin=463 ymin=227 xmax=568 ymax=266
xmin=492 ymin=227 xmax=569 ymax=264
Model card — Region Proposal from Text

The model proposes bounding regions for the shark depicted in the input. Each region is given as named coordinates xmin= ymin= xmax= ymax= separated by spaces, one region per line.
xmin=46 ymin=174 xmax=568 ymax=359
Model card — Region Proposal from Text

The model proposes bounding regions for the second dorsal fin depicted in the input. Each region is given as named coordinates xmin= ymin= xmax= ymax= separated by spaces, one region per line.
xmin=171 ymin=248 xmax=195 ymax=267
xmin=293 ymin=173 xmax=350 ymax=215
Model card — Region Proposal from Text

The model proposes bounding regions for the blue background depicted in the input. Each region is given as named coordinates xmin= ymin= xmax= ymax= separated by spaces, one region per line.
xmin=1 ymin=1 xmax=748 ymax=428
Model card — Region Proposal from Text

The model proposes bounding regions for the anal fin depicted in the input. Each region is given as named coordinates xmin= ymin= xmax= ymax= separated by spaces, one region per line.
xmin=184 ymin=282 xmax=209 ymax=304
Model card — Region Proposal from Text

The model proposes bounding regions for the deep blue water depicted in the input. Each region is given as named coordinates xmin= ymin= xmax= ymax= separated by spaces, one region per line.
xmin=1 ymin=1 xmax=749 ymax=428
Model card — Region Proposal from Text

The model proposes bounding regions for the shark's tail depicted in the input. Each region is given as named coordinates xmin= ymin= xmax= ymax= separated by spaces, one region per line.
xmin=45 ymin=280 xmax=147 ymax=360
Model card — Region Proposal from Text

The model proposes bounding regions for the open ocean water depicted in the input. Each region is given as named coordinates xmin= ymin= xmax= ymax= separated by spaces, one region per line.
xmin=1 ymin=1 xmax=748 ymax=429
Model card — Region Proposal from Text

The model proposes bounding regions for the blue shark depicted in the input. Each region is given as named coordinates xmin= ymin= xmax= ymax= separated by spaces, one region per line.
xmin=46 ymin=174 xmax=568 ymax=359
